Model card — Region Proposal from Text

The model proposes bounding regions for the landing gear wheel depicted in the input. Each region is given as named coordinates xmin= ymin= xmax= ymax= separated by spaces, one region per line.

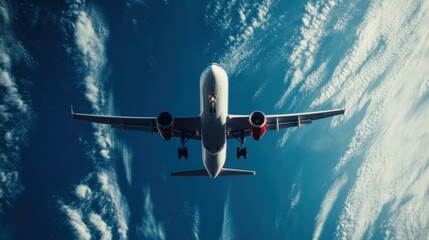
xmin=178 ymin=147 xmax=189 ymax=159
xmin=237 ymin=147 xmax=240 ymax=159
xmin=178 ymin=147 xmax=182 ymax=159
xmin=184 ymin=147 xmax=188 ymax=159
xmin=237 ymin=147 xmax=247 ymax=159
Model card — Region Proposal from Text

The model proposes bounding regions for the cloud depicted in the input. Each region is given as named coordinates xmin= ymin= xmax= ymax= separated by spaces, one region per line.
xmin=75 ymin=184 xmax=92 ymax=200
xmin=89 ymin=212 xmax=112 ymax=240
xmin=312 ymin=174 xmax=347 ymax=240
xmin=62 ymin=205 xmax=91 ymax=240
xmin=60 ymin=2 xmax=130 ymax=239
xmin=302 ymin=0 xmax=429 ymax=239
xmin=289 ymin=171 xmax=302 ymax=209
xmin=0 ymin=0 xmax=33 ymax=215
xmin=98 ymin=172 xmax=129 ymax=239
xmin=220 ymin=190 xmax=234 ymax=240
xmin=275 ymin=0 xmax=337 ymax=109
xmin=137 ymin=187 xmax=166 ymax=240
xmin=121 ymin=143 xmax=133 ymax=185
xmin=192 ymin=206 xmax=201 ymax=240
xmin=206 ymin=0 xmax=273 ymax=75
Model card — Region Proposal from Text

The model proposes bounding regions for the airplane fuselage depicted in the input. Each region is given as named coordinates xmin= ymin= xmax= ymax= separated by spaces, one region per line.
xmin=200 ymin=63 xmax=228 ymax=178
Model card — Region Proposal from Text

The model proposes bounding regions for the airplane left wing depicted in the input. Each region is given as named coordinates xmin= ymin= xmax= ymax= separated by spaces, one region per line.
xmin=71 ymin=107 xmax=201 ymax=139
xmin=227 ymin=109 xmax=345 ymax=138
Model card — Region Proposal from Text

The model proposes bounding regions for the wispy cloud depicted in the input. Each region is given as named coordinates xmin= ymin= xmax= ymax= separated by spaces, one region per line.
xmin=98 ymin=172 xmax=129 ymax=239
xmin=206 ymin=0 xmax=274 ymax=75
xmin=306 ymin=0 xmax=429 ymax=239
xmin=60 ymin=1 xmax=130 ymax=239
xmin=61 ymin=205 xmax=91 ymax=240
xmin=137 ymin=187 xmax=166 ymax=240
xmin=192 ymin=206 xmax=201 ymax=240
xmin=220 ymin=190 xmax=234 ymax=240
xmin=275 ymin=0 xmax=338 ymax=109
xmin=289 ymin=170 xmax=302 ymax=210
xmin=89 ymin=212 xmax=113 ymax=240
xmin=120 ymin=143 xmax=133 ymax=185
xmin=312 ymin=174 xmax=347 ymax=240
xmin=0 ymin=0 xmax=33 ymax=215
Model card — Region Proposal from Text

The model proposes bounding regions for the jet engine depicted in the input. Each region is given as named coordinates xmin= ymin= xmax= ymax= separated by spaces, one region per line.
xmin=157 ymin=112 xmax=174 ymax=140
xmin=249 ymin=111 xmax=267 ymax=140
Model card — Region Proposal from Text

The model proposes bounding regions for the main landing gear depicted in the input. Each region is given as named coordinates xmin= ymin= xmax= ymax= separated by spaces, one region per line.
xmin=234 ymin=131 xmax=247 ymax=159
xmin=178 ymin=132 xmax=192 ymax=159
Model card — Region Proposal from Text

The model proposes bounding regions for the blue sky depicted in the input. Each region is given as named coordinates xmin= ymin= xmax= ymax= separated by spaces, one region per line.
xmin=1 ymin=0 xmax=429 ymax=239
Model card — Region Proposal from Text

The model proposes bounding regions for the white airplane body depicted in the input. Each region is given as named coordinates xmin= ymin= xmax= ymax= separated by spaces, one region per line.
xmin=72 ymin=63 xmax=344 ymax=178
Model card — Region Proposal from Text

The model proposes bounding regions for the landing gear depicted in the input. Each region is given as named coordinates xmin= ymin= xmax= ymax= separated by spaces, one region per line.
xmin=178 ymin=132 xmax=192 ymax=159
xmin=234 ymin=131 xmax=247 ymax=159
xmin=236 ymin=147 xmax=247 ymax=159
xmin=178 ymin=147 xmax=188 ymax=159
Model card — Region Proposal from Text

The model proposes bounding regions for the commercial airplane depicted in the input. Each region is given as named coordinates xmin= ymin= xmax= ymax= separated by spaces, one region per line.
xmin=72 ymin=63 xmax=344 ymax=178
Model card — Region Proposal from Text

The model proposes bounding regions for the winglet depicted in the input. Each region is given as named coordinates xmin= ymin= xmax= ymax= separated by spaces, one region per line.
xmin=71 ymin=105 xmax=74 ymax=116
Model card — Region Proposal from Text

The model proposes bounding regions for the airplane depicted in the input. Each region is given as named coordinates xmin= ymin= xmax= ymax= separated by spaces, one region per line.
xmin=72 ymin=63 xmax=344 ymax=179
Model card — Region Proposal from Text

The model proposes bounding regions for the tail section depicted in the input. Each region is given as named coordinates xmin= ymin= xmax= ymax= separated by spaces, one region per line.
xmin=171 ymin=168 xmax=255 ymax=177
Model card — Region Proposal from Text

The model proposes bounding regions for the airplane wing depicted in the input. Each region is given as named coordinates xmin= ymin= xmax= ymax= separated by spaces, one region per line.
xmin=71 ymin=107 xmax=201 ymax=139
xmin=226 ymin=109 xmax=345 ymax=139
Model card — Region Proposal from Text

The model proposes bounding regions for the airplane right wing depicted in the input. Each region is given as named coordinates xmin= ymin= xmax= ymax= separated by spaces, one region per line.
xmin=226 ymin=109 xmax=345 ymax=138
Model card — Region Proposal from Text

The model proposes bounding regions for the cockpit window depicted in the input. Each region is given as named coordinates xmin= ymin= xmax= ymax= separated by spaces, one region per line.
xmin=208 ymin=93 xmax=217 ymax=103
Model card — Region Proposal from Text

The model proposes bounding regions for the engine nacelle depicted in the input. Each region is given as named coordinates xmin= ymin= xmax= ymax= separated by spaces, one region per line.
xmin=249 ymin=111 xmax=267 ymax=140
xmin=157 ymin=112 xmax=174 ymax=140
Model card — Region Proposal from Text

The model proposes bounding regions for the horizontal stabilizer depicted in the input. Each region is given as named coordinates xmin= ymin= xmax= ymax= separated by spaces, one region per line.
xmin=171 ymin=169 xmax=208 ymax=176
xmin=219 ymin=168 xmax=255 ymax=176
xmin=171 ymin=168 xmax=255 ymax=177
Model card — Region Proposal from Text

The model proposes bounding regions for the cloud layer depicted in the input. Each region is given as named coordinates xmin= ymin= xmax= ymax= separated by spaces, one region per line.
xmin=137 ymin=187 xmax=166 ymax=240
xmin=60 ymin=1 xmax=130 ymax=239
xmin=286 ymin=0 xmax=429 ymax=239
xmin=0 ymin=0 xmax=33 ymax=214
xmin=206 ymin=0 xmax=274 ymax=75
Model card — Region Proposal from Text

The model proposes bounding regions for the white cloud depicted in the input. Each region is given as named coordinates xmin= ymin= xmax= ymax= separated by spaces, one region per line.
xmin=253 ymin=79 xmax=268 ymax=101
xmin=97 ymin=171 xmax=129 ymax=239
xmin=301 ymin=0 xmax=429 ymax=239
xmin=206 ymin=0 xmax=273 ymax=75
xmin=75 ymin=184 xmax=92 ymax=200
xmin=276 ymin=0 xmax=338 ymax=109
xmin=192 ymin=206 xmax=201 ymax=240
xmin=121 ymin=145 xmax=133 ymax=185
xmin=0 ymin=0 xmax=33 ymax=215
xmin=89 ymin=212 xmax=112 ymax=240
xmin=60 ymin=2 xmax=131 ymax=239
xmin=289 ymin=172 xmax=302 ymax=209
xmin=137 ymin=187 xmax=166 ymax=240
xmin=62 ymin=205 xmax=91 ymax=240
xmin=312 ymin=174 xmax=347 ymax=240
xmin=220 ymin=190 xmax=234 ymax=240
